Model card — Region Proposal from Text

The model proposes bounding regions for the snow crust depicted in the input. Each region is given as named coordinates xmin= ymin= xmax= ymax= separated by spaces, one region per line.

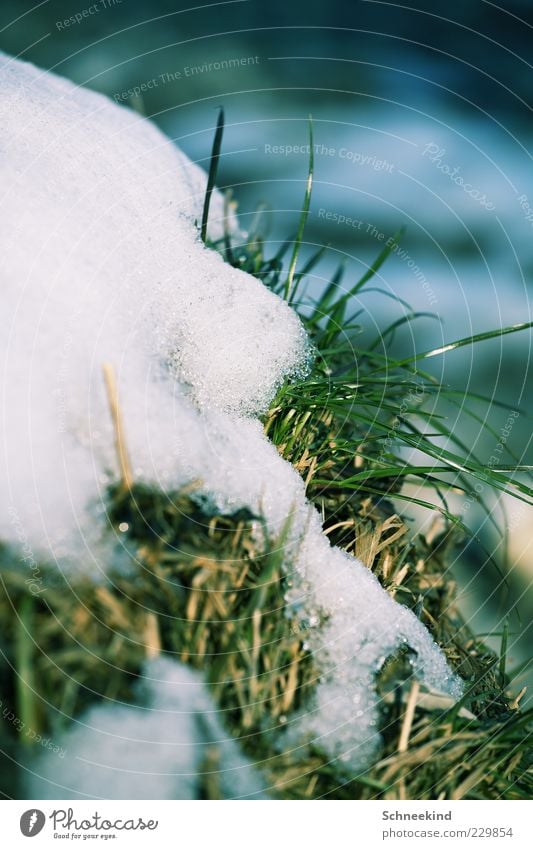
xmin=0 ymin=53 xmax=461 ymax=780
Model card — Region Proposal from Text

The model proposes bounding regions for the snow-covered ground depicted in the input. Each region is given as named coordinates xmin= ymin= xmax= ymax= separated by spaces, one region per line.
xmin=0 ymin=53 xmax=461 ymax=791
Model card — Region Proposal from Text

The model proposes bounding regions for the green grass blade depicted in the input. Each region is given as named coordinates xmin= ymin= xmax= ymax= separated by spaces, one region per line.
xmin=350 ymin=226 xmax=405 ymax=295
xmin=499 ymin=621 xmax=509 ymax=685
xmin=201 ymin=107 xmax=225 ymax=244
xmin=397 ymin=322 xmax=533 ymax=367
xmin=16 ymin=595 xmax=38 ymax=743
xmin=290 ymin=244 xmax=330 ymax=306
xmin=368 ymin=312 xmax=441 ymax=351
xmin=285 ymin=117 xmax=314 ymax=302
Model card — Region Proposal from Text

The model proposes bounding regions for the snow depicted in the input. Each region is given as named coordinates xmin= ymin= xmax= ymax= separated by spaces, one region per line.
xmin=26 ymin=657 xmax=268 ymax=799
xmin=0 ymin=52 xmax=462 ymax=782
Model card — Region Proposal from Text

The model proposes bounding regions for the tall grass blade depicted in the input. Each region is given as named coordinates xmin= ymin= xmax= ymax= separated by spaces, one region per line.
xmin=201 ymin=107 xmax=225 ymax=244
xmin=285 ymin=117 xmax=314 ymax=302
xmin=397 ymin=322 xmax=533 ymax=367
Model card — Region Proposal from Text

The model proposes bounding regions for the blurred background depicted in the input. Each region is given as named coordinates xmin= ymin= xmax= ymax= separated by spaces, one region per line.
xmin=1 ymin=0 xmax=531 ymax=684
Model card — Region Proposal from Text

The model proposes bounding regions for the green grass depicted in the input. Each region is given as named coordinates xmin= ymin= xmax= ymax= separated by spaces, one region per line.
xmin=0 ymin=115 xmax=531 ymax=800
xmin=1 ymin=485 xmax=530 ymax=799
xmin=205 ymin=112 xmax=533 ymax=568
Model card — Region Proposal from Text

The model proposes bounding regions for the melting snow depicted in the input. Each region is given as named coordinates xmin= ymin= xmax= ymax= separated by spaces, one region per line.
xmin=0 ymin=53 xmax=462 ymax=784
xmin=27 ymin=657 xmax=269 ymax=800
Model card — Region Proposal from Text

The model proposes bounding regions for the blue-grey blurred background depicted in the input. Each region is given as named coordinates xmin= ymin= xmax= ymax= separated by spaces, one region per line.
xmin=1 ymin=0 xmax=531 ymax=681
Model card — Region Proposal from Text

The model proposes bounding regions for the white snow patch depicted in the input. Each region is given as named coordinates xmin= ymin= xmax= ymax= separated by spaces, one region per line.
xmin=0 ymin=53 xmax=461 ymax=777
xmin=27 ymin=658 xmax=269 ymax=800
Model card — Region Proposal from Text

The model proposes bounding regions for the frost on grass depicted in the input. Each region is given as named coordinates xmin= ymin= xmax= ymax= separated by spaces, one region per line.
xmin=27 ymin=658 xmax=268 ymax=800
xmin=0 ymin=53 xmax=461 ymax=781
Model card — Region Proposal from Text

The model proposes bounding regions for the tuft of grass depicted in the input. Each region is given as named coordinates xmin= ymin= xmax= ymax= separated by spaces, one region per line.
xmin=207 ymin=115 xmax=533 ymax=535
xmin=207 ymin=143 xmax=533 ymax=593
xmin=0 ymin=486 xmax=530 ymax=799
